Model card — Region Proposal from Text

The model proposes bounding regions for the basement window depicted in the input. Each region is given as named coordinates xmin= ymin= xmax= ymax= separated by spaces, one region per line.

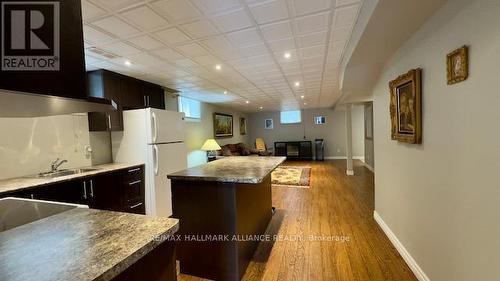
xmin=178 ymin=96 xmax=201 ymax=119
xmin=280 ymin=110 xmax=301 ymax=124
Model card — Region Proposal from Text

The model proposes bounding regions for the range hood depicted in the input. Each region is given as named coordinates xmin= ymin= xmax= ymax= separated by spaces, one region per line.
xmin=0 ymin=89 xmax=116 ymax=118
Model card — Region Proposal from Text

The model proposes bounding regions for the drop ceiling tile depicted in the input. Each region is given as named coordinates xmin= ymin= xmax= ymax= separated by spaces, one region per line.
xmin=267 ymin=37 xmax=295 ymax=52
xmin=192 ymin=55 xmax=220 ymax=66
xmin=295 ymin=12 xmax=330 ymax=35
xmin=238 ymin=43 xmax=269 ymax=57
xmin=210 ymin=8 xmax=253 ymax=32
xmin=299 ymin=45 xmax=326 ymax=58
xmin=175 ymin=43 xmax=210 ymax=57
xmin=128 ymin=52 xmax=165 ymax=66
xmin=120 ymin=6 xmax=169 ymax=31
xmin=297 ymin=30 xmax=327 ymax=48
xmin=226 ymin=28 xmax=262 ymax=47
xmin=292 ymin=0 xmax=330 ymax=16
xmin=181 ymin=20 xmax=219 ymax=39
xmin=199 ymin=36 xmax=234 ymax=52
xmin=154 ymin=28 xmax=192 ymax=45
xmin=83 ymin=25 xmax=115 ymax=44
xmin=152 ymin=48 xmax=185 ymax=61
xmin=151 ymin=0 xmax=202 ymax=22
xmin=249 ymin=0 xmax=288 ymax=24
xmin=330 ymin=26 xmax=351 ymax=42
xmin=334 ymin=4 xmax=359 ymax=28
xmin=191 ymin=0 xmax=241 ymax=15
xmin=260 ymin=20 xmax=292 ymax=41
xmin=335 ymin=0 xmax=360 ymax=7
xmin=92 ymin=16 xmax=140 ymax=37
xmin=93 ymin=0 xmax=144 ymax=10
xmin=81 ymin=1 xmax=107 ymax=21
xmin=100 ymin=41 xmax=142 ymax=56
xmin=127 ymin=35 xmax=165 ymax=50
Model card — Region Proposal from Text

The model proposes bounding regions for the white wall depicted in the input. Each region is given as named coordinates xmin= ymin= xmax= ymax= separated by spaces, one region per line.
xmin=0 ymin=114 xmax=93 ymax=180
xmin=248 ymin=106 xmax=364 ymax=159
xmin=373 ymin=0 xmax=500 ymax=280
xmin=185 ymin=102 xmax=250 ymax=167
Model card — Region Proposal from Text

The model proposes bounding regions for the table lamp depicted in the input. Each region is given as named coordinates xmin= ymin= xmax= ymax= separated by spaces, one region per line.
xmin=201 ymin=139 xmax=221 ymax=162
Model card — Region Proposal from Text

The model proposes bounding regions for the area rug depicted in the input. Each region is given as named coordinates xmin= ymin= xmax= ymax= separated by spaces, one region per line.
xmin=271 ymin=166 xmax=311 ymax=188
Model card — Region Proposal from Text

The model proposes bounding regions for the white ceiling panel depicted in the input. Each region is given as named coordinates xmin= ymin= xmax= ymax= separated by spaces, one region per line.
xmin=91 ymin=16 xmax=140 ymax=37
xmin=83 ymin=0 xmax=364 ymax=112
xmin=120 ymin=6 xmax=169 ymax=31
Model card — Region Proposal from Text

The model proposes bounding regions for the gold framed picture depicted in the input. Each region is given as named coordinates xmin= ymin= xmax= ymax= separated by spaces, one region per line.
xmin=213 ymin=113 xmax=233 ymax=138
xmin=389 ymin=68 xmax=422 ymax=144
xmin=447 ymin=45 xmax=468 ymax=85
xmin=239 ymin=117 xmax=247 ymax=135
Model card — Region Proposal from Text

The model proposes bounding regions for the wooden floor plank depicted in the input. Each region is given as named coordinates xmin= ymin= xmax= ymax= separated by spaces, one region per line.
xmin=179 ymin=160 xmax=416 ymax=281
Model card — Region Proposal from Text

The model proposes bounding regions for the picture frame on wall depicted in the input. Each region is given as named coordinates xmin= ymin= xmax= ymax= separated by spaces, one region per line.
xmin=239 ymin=117 xmax=247 ymax=135
xmin=265 ymin=118 xmax=273 ymax=129
xmin=389 ymin=68 xmax=422 ymax=144
xmin=314 ymin=116 xmax=326 ymax=124
xmin=447 ymin=45 xmax=468 ymax=85
xmin=213 ymin=113 xmax=233 ymax=138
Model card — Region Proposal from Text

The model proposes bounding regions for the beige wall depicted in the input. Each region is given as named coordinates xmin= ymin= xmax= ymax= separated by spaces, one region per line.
xmin=372 ymin=0 xmax=500 ymax=280
xmin=0 ymin=114 xmax=93 ymax=180
xmin=247 ymin=107 xmax=364 ymax=159
xmin=185 ymin=102 xmax=250 ymax=167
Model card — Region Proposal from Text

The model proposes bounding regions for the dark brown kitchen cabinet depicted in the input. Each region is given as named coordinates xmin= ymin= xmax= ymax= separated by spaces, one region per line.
xmin=1 ymin=165 xmax=145 ymax=215
xmin=121 ymin=77 xmax=144 ymax=109
xmin=88 ymin=70 xmax=123 ymax=131
xmin=143 ymin=82 xmax=165 ymax=109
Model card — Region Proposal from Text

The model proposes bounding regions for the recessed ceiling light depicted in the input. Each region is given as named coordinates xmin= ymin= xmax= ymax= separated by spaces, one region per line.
xmin=223 ymin=90 xmax=227 ymax=94
xmin=259 ymin=106 xmax=263 ymax=110
xmin=284 ymin=52 xmax=291 ymax=59
xmin=215 ymin=64 xmax=221 ymax=70
xmin=295 ymin=81 xmax=301 ymax=87
xmin=245 ymin=101 xmax=250 ymax=104
xmin=304 ymin=102 xmax=307 ymax=105
xmin=300 ymin=95 xmax=305 ymax=99
xmin=124 ymin=60 xmax=131 ymax=66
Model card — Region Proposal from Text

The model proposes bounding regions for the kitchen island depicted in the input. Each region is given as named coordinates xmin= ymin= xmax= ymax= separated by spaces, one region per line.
xmin=167 ymin=156 xmax=285 ymax=281
xmin=0 ymin=206 xmax=179 ymax=281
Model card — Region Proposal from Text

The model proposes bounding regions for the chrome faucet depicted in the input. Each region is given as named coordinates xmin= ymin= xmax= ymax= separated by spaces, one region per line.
xmin=50 ymin=158 xmax=68 ymax=172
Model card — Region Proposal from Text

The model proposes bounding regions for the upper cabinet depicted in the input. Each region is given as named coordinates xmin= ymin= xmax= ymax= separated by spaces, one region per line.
xmin=87 ymin=69 xmax=168 ymax=131
xmin=0 ymin=0 xmax=86 ymax=99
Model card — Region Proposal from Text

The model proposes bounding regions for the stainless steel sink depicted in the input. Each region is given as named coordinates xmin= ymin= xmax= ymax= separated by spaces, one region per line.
xmin=0 ymin=197 xmax=87 ymax=232
xmin=27 ymin=168 xmax=99 ymax=179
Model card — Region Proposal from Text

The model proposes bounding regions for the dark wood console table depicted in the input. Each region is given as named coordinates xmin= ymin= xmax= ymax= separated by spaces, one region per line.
xmin=274 ymin=141 xmax=312 ymax=160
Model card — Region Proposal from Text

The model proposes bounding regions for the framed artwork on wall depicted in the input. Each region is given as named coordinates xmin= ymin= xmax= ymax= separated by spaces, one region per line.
xmin=213 ymin=113 xmax=233 ymax=138
xmin=389 ymin=68 xmax=422 ymax=144
xmin=447 ymin=45 xmax=468 ymax=85
xmin=314 ymin=116 xmax=326 ymax=124
xmin=239 ymin=117 xmax=247 ymax=135
xmin=265 ymin=118 xmax=273 ymax=129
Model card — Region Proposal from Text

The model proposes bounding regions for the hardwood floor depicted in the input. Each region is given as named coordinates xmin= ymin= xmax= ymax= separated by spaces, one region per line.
xmin=179 ymin=160 xmax=416 ymax=281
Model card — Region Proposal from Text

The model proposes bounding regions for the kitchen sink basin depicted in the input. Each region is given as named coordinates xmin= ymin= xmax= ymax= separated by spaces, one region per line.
xmin=27 ymin=168 xmax=100 ymax=179
xmin=0 ymin=197 xmax=87 ymax=232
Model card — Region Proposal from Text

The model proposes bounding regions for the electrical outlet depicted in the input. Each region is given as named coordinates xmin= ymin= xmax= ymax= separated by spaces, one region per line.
xmin=337 ymin=148 xmax=341 ymax=153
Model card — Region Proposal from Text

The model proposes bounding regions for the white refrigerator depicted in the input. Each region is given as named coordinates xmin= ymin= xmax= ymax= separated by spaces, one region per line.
xmin=111 ymin=108 xmax=187 ymax=217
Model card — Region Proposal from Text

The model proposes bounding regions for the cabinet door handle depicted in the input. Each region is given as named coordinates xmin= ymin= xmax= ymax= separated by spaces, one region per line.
xmin=107 ymin=115 xmax=112 ymax=130
xmin=89 ymin=179 xmax=94 ymax=198
xmin=130 ymin=202 xmax=143 ymax=209
xmin=83 ymin=181 xmax=87 ymax=199
xmin=143 ymin=95 xmax=147 ymax=107
xmin=30 ymin=193 xmax=34 ymax=199
xmin=147 ymin=96 xmax=150 ymax=107
xmin=128 ymin=180 xmax=141 ymax=186
xmin=128 ymin=168 xmax=141 ymax=173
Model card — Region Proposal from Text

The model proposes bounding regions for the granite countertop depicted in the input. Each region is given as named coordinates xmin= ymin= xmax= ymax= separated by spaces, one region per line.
xmin=0 ymin=208 xmax=179 ymax=281
xmin=167 ymin=156 xmax=286 ymax=184
xmin=0 ymin=163 xmax=143 ymax=196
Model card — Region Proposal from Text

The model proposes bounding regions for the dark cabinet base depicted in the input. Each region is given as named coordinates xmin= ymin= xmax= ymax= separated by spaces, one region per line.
xmin=274 ymin=141 xmax=312 ymax=160
xmin=112 ymin=241 xmax=176 ymax=281
xmin=172 ymin=176 xmax=272 ymax=281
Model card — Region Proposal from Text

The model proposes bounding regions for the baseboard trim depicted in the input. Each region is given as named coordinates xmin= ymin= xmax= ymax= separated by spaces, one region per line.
xmin=373 ymin=211 xmax=430 ymax=281
xmin=325 ymin=156 xmax=365 ymax=160
xmin=363 ymin=162 xmax=374 ymax=172
xmin=346 ymin=170 xmax=354 ymax=176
